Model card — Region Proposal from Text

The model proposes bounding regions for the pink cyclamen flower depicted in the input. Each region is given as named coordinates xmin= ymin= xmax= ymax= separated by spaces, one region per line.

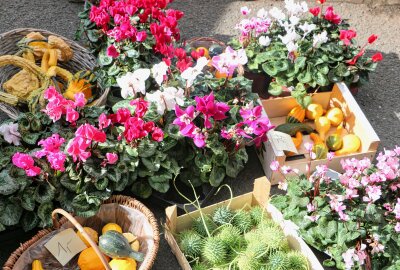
xmin=240 ymin=6 xmax=251 ymax=15
xmin=47 ymin=152 xmax=67 ymax=171
xmin=393 ymin=198 xmax=400 ymax=219
xmin=309 ymin=7 xmax=320 ymax=16
xmin=371 ymin=52 xmax=383 ymax=62
xmin=304 ymin=142 xmax=314 ymax=152
xmin=151 ymin=127 xmax=164 ymax=142
xmin=306 ymin=215 xmax=320 ymax=222
xmin=74 ymin=93 xmax=87 ymax=108
xmin=66 ymin=107 xmax=80 ymax=123
xmin=130 ymin=98 xmax=149 ymax=118
xmin=363 ymin=185 xmax=382 ymax=203
xmin=75 ymin=123 xmax=106 ymax=143
xmin=324 ymin=6 xmax=341 ymax=24
xmin=67 ymin=136 xmax=92 ymax=162
xmin=195 ymin=93 xmax=229 ymax=128
xmin=192 ymin=128 xmax=207 ymax=148
xmin=136 ymin=31 xmax=147 ymax=42
xmin=368 ymin=34 xmax=378 ymax=44
xmin=106 ymin=153 xmax=118 ymax=164
xmin=12 ymin=153 xmax=41 ymax=177
xmin=307 ymin=203 xmax=316 ymax=212
xmin=270 ymin=160 xmax=280 ymax=172
xmin=98 ymin=113 xmax=111 ymax=129
xmin=107 ymin=44 xmax=120 ymax=58
xmin=278 ymin=181 xmax=288 ymax=191
xmin=37 ymin=134 xmax=65 ymax=153
xmin=339 ymin=30 xmax=357 ymax=46
xmin=395 ymin=222 xmax=400 ymax=233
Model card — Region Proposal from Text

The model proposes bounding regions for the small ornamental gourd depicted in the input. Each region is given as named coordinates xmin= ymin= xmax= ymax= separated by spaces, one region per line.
xmin=77 ymin=227 xmax=99 ymax=247
xmin=274 ymin=123 xmax=313 ymax=136
xmin=310 ymin=133 xmax=328 ymax=160
xmin=306 ymin=103 xmax=324 ymax=120
xmin=78 ymin=247 xmax=109 ymax=270
xmin=99 ymin=230 xmax=144 ymax=262
xmin=326 ymin=107 xmax=344 ymax=127
xmin=286 ymin=105 xmax=306 ymax=123
xmin=326 ymin=124 xmax=344 ymax=151
xmin=314 ymin=116 xmax=331 ymax=140
xmin=31 ymin=260 xmax=43 ymax=270
xmin=109 ymin=258 xmax=137 ymax=270
xmin=102 ymin=223 xmax=122 ymax=234
xmin=335 ymin=134 xmax=361 ymax=156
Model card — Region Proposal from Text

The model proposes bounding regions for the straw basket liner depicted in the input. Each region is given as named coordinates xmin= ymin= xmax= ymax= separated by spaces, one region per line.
xmin=0 ymin=28 xmax=109 ymax=120
xmin=3 ymin=195 xmax=160 ymax=270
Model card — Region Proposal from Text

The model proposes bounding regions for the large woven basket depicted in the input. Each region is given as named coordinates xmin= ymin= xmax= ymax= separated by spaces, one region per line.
xmin=3 ymin=195 xmax=160 ymax=270
xmin=186 ymin=36 xmax=225 ymax=50
xmin=0 ymin=28 xmax=109 ymax=120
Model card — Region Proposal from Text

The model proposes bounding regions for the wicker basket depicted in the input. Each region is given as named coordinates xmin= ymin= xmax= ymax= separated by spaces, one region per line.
xmin=3 ymin=195 xmax=160 ymax=270
xmin=0 ymin=28 xmax=108 ymax=120
xmin=186 ymin=36 xmax=225 ymax=50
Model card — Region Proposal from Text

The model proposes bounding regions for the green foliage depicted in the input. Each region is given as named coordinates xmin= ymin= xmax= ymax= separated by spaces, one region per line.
xmin=179 ymin=230 xmax=203 ymax=259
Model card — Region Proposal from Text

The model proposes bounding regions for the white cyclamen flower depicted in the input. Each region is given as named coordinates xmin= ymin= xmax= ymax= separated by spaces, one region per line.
xmin=285 ymin=0 xmax=308 ymax=15
xmin=0 ymin=122 xmax=21 ymax=145
xmin=286 ymin=41 xmax=299 ymax=53
xmin=299 ymin=22 xmax=316 ymax=37
xmin=289 ymin=15 xmax=300 ymax=26
xmin=151 ymin=61 xmax=169 ymax=86
xmin=146 ymin=87 xmax=185 ymax=115
xmin=117 ymin=69 xmax=151 ymax=98
xmin=269 ymin=7 xmax=286 ymax=21
xmin=181 ymin=57 xmax=209 ymax=87
xmin=257 ymin=8 xmax=268 ymax=19
xmin=279 ymin=29 xmax=300 ymax=45
xmin=312 ymin=31 xmax=329 ymax=47
xmin=259 ymin=36 xmax=271 ymax=47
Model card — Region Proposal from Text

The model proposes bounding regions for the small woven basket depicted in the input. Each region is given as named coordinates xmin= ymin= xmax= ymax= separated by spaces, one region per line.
xmin=0 ymin=28 xmax=108 ymax=120
xmin=3 ymin=195 xmax=160 ymax=270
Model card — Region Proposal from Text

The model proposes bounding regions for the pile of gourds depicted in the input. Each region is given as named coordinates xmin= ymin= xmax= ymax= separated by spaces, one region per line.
xmin=0 ymin=32 xmax=94 ymax=112
xmin=32 ymin=222 xmax=144 ymax=270
xmin=276 ymin=100 xmax=361 ymax=159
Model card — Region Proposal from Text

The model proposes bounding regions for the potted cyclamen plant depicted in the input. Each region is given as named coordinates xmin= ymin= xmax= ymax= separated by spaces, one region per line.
xmin=112 ymin=45 xmax=274 ymax=203
xmin=77 ymin=0 xmax=184 ymax=89
xmin=270 ymin=145 xmax=400 ymax=270
xmin=230 ymin=0 xmax=383 ymax=99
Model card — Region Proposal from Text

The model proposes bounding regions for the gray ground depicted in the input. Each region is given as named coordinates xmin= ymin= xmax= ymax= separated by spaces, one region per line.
xmin=0 ymin=0 xmax=399 ymax=269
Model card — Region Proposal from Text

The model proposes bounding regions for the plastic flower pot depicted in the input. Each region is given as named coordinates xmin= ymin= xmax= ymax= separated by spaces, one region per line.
xmin=243 ymin=70 xmax=272 ymax=99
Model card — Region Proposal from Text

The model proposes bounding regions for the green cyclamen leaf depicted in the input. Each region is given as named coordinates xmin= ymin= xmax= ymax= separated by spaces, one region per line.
xmin=38 ymin=202 xmax=54 ymax=227
xmin=131 ymin=181 xmax=153 ymax=199
xmin=21 ymin=211 xmax=40 ymax=231
xmin=0 ymin=171 xmax=20 ymax=195
xmin=209 ymin=166 xmax=225 ymax=187
xmin=35 ymin=184 xmax=56 ymax=204
xmin=21 ymin=187 xmax=36 ymax=211
xmin=0 ymin=201 xmax=23 ymax=226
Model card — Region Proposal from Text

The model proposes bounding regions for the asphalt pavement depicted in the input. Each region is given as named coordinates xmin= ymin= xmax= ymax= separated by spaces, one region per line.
xmin=0 ymin=0 xmax=399 ymax=269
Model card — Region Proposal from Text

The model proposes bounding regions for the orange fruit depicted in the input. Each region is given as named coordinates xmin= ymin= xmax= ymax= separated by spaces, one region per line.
xmin=78 ymin=247 xmax=109 ymax=270
xmin=215 ymin=70 xmax=232 ymax=79
xmin=102 ymin=223 xmax=122 ymax=234
xmin=77 ymin=227 xmax=99 ymax=247
xmin=196 ymin=47 xmax=210 ymax=59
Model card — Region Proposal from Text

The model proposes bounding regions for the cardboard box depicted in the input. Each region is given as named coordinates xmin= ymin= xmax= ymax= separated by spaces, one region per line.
xmin=164 ymin=177 xmax=324 ymax=270
xmin=258 ymin=82 xmax=380 ymax=185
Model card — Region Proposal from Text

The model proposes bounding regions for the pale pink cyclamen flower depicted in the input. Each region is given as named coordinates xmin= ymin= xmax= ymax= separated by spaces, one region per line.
xmin=307 ymin=203 xmax=316 ymax=212
xmin=270 ymin=160 xmax=280 ymax=172
xmin=278 ymin=181 xmax=288 ymax=191
xmin=306 ymin=215 xmax=320 ymax=222
xmin=0 ymin=123 xmax=21 ymax=145
xmin=362 ymin=185 xmax=382 ymax=203
xmin=304 ymin=142 xmax=313 ymax=152
xmin=393 ymin=198 xmax=400 ymax=219
xmin=106 ymin=153 xmax=118 ymax=164
xmin=241 ymin=6 xmax=251 ymax=15
xmin=74 ymin=93 xmax=87 ymax=108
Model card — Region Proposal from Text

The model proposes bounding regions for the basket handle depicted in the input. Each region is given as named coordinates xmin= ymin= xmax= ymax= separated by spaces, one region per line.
xmin=51 ymin=209 xmax=112 ymax=270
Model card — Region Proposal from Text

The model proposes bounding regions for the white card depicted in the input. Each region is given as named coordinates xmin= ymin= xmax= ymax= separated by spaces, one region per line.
xmin=269 ymin=131 xmax=298 ymax=154
xmin=44 ymin=228 xmax=87 ymax=266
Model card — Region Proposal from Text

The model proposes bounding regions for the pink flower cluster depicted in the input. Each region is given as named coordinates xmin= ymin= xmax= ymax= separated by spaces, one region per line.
xmin=222 ymin=105 xmax=274 ymax=147
xmin=235 ymin=16 xmax=271 ymax=39
xmin=108 ymin=98 xmax=164 ymax=143
xmin=211 ymin=47 xmax=248 ymax=76
xmin=35 ymin=134 xmax=67 ymax=172
xmin=12 ymin=153 xmax=41 ymax=177
xmin=324 ymin=6 xmax=341 ymax=24
xmin=173 ymin=93 xmax=229 ymax=148
xmin=43 ymin=87 xmax=87 ymax=123
xmin=89 ymin=0 xmax=183 ymax=57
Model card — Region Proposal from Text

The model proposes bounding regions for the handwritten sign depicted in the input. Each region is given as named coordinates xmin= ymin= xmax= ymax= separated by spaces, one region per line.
xmin=45 ymin=228 xmax=87 ymax=266
xmin=269 ymin=131 xmax=298 ymax=154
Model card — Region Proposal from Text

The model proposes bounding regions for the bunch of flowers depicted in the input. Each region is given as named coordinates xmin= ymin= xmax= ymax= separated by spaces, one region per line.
xmin=230 ymin=0 xmax=383 ymax=97
xmin=77 ymin=0 xmax=183 ymax=87
xmin=271 ymin=146 xmax=400 ymax=269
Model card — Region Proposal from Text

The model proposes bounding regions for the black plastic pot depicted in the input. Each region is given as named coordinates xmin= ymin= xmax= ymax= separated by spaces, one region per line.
xmin=244 ymin=71 xmax=272 ymax=99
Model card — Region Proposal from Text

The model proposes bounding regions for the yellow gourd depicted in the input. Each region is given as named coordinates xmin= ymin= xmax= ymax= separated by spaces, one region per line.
xmin=326 ymin=124 xmax=343 ymax=151
xmin=287 ymin=105 xmax=306 ymax=123
xmin=292 ymin=131 xmax=303 ymax=149
xmin=32 ymin=260 xmax=43 ymax=270
xmin=78 ymin=247 xmax=109 ymax=270
xmin=109 ymin=258 xmax=137 ymax=270
xmin=326 ymin=107 xmax=344 ymax=127
xmin=315 ymin=116 xmax=331 ymax=140
xmin=335 ymin=134 xmax=361 ymax=156
xmin=102 ymin=223 xmax=122 ymax=234
xmin=77 ymin=227 xmax=99 ymax=247
xmin=310 ymin=133 xmax=328 ymax=160
xmin=306 ymin=103 xmax=324 ymax=120
xmin=131 ymin=240 xmax=140 ymax=252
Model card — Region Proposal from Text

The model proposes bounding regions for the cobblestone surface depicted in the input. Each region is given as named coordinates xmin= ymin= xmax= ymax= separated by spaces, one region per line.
xmin=0 ymin=1 xmax=399 ymax=269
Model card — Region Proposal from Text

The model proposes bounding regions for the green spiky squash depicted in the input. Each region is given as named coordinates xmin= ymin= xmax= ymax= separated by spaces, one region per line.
xmin=212 ymin=206 xmax=234 ymax=225
xmin=202 ymin=237 xmax=227 ymax=266
xmin=193 ymin=216 xmax=217 ymax=237
xmin=217 ymin=225 xmax=242 ymax=248
xmin=179 ymin=230 xmax=203 ymax=258
xmin=233 ymin=210 xmax=252 ymax=233
xmin=265 ymin=251 xmax=290 ymax=270
xmin=249 ymin=206 xmax=266 ymax=226
xmin=236 ymin=251 xmax=263 ymax=270
xmin=287 ymin=251 xmax=309 ymax=270
xmin=257 ymin=226 xmax=289 ymax=254
xmin=192 ymin=262 xmax=209 ymax=270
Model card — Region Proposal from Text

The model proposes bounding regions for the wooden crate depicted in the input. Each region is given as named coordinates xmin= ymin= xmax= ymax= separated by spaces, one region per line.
xmin=164 ymin=177 xmax=324 ymax=270
xmin=257 ymin=82 xmax=380 ymax=185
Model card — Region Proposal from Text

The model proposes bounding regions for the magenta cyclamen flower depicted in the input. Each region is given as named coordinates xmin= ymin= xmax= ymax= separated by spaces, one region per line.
xmin=98 ymin=113 xmax=111 ymax=129
xmin=75 ymin=124 xmax=107 ymax=143
xmin=12 ymin=153 xmax=41 ymax=177
xmin=106 ymin=153 xmax=118 ymax=164
xmin=195 ymin=93 xmax=229 ymax=128
xmin=67 ymin=136 xmax=92 ymax=162
xmin=47 ymin=152 xmax=67 ymax=172
xmin=42 ymin=87 xmax=82 ymax=123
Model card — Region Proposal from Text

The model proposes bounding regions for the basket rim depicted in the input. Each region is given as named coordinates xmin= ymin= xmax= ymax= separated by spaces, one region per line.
xmin=185 ymin=36 xmax=226 ymax=47
xmin=3 ymin=195 xmax=160 ymax=270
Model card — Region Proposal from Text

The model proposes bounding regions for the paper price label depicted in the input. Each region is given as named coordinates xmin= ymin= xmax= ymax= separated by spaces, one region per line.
xmin=45 ymin=228 xmax=87 ymax=266
xmin=269 ymin=131 xmax=298 ymax=154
